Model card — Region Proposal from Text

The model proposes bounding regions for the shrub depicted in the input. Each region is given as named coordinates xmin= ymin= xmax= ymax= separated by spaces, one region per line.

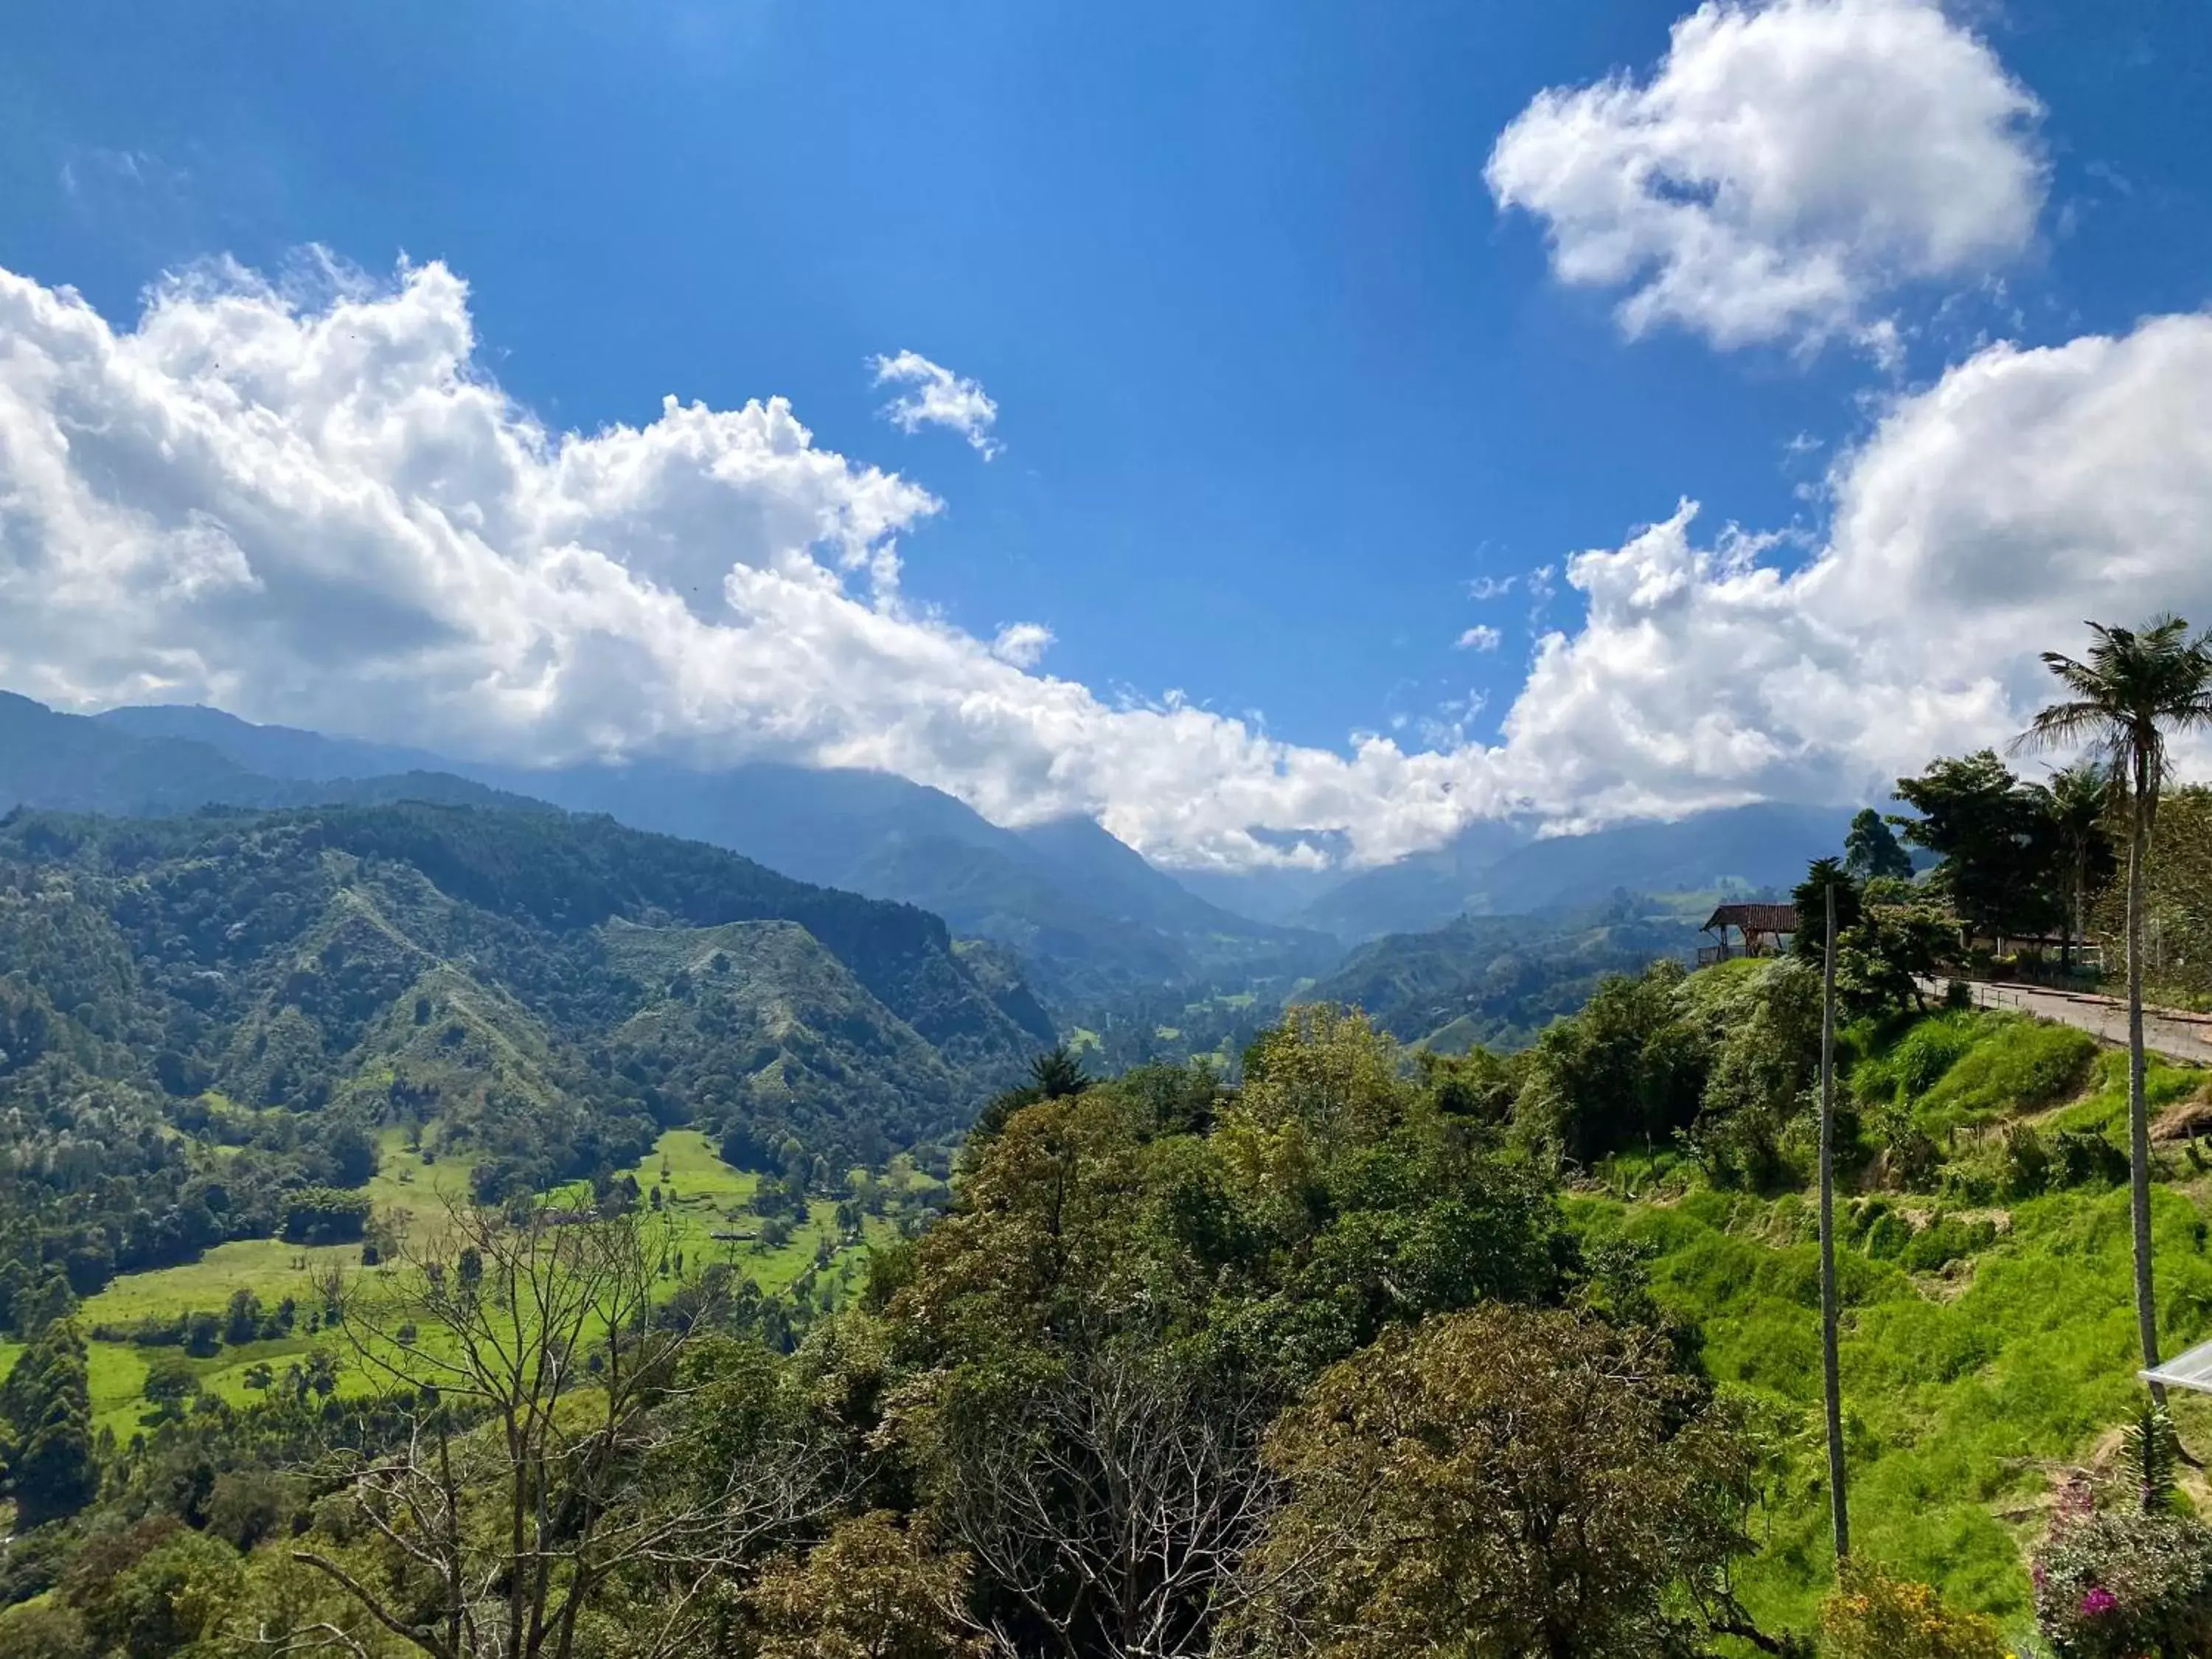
xmin=2034 ymin=1503 xmax=2212 ymax=1658
xmin=1863 ymin=1211 xmax=1913 ymax=1262
xmin=1820 ymin=1560 xmax=2006 ymax=1659
xmin=1919 ymin=1020 xmax=2098 ymax=1130
xmin=2003 ymin=1123 xmax=2052 ymax=1195
xmin=2053 ymin=1128 xmax=2129 ymax=1189
xmin=1888 ymin=1016 xmax=1979 ymax=1100
xmin=1899 ymin=1214 xmax=1997 ymax=1276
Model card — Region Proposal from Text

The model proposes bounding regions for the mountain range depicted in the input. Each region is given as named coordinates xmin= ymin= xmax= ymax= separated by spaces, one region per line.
xmin=1302 ymin=894 xmax=1717 ymax=1054
xmin=1 ymin=693 xmax=1855 ymax=1076
xmin=0 ymin=799 xmax=1048 ymax=1187
xmin=73 ymin=700 xmax=1336 ymax=1007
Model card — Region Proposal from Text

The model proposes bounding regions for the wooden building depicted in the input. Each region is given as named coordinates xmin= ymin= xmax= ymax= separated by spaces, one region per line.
xmin=1697 ymin=902 xmax=1798 ymax=966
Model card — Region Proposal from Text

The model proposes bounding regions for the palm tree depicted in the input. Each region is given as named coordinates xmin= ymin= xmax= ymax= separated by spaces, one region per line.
xmin=2017 ymin=616 xmax=2212 ymax=1401
xmin=1808 ymin=863 xmax=1850 ymax=1561
xmin=2033 ymin=759 xmax=2110 ymax=974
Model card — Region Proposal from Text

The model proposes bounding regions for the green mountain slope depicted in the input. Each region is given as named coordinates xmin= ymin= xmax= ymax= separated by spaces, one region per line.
xmin=85 ymin=702 xmax=1335 ymax=1004
xmin=1302 ymin=896 xmax=1703 ymax=1051
xmin=0 ymin=802 xmax=1048 ymax=1253
xmin=603 ymin=918 xmax=965 ymax=1168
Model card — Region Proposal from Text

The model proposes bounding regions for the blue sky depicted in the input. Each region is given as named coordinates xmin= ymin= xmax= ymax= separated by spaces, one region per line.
xmin=1 ymin=1 xmax=2210 ymax=868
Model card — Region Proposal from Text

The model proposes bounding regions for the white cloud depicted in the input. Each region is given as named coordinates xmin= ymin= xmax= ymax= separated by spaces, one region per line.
xmin=1455 ymin=625 xmax=1503 ymax=652
xmin=1467 ymin=574 xmax=1516 ymax=599
xmin=870 ymin=348 xmax=1002 ymax=458
xmin=0 ymin=255 xmax=1528 ymax=872
xmin=1498 ymin=311 xmax=2212 ymax=820
xmin=989 ymin=621 xmax=1054 ymax=668
xmin=6 ymin=253 xmax=2206 ymax=877
xmin=1486 ymin=0 xmax=2044 ymax=353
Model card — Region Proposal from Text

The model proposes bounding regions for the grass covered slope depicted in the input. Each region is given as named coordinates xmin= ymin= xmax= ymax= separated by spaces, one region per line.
xmin=1579 ymin=1010 xmax=2212 ymax=1640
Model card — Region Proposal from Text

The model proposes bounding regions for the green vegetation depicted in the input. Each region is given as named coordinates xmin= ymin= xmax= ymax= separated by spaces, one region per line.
xmin=1300 ymin=893 xmax=1708 ymax=1054
xmin=3 ymin=960 xmax=2207 ymax=1656
xmin=0 ymin=800 xmax=1041 ymax=1340
xmin=13 ymin=698 xmax=2212 ymax=1657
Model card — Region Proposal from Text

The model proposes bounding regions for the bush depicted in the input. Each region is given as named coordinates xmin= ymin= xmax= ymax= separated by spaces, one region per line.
xmin=2002 ymin=1122 xmax=2052 ymax=1195
xmin=1863 ymin=1211 xmax=1913 ymax=1262
xmin=2033 ymin=1504 xmax=2212 ymax=1658
xmin=0 ymin=1601 xmax=88 ymax=1659
xmin=2053 ymin=1128 xmax=2129 ymax=1189
xmin=1899 ymin=1214 xmax=1997 ymax=1275
xmin=1888 ymin=1016 xmax=1978 ymax=1100
xmin=1820 ymin=1560 xmax=2006 ymax=1659
xmin=1918 ymin=1019 xmax=2098 ymax=1130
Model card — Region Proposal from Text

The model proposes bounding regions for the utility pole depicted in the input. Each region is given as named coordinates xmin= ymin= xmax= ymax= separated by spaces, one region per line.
xmin=1819 ymin=878 xmax=1851 ymax=1562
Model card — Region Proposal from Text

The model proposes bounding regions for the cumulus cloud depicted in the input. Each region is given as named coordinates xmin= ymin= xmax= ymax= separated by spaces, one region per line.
xmin=1500 ymin=312 xmax=2212 ymax=821
xmin=1455 ymin=625 xmax=1503 ymax=652
xmin=870 ymin=349 xmax=1002 ymax=457
xmin=1486 ymin=0 xmax=2045 ymax=352
xmin=989 ymin=622 xmax=1054 ymax=668
xmin=0 ymin=255 xmax=1528 ymax=870
xmin=4 ymin=254 xmax=2206 ymax=874
xmin=1467 ymin=574 xmax=1516 ymax=599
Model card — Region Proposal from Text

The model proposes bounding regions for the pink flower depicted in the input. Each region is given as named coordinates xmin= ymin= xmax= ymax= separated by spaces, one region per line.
xmin=2081 ymin=1587 xmax=2119 ymax=1617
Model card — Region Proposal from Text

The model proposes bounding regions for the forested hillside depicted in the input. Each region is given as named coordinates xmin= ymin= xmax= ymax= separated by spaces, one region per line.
xmin=85 ymin=701 xmax=1339 ymax=1008
xmin=0 ymin=801 xmax=1046 ymax=1311
xmin=1302 ymin=892 xmax=1707 ymax=1051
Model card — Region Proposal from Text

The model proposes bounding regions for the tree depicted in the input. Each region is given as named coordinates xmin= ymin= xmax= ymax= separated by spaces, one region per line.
xmin=2096 ymin=784 xmax=2212 ymax=1004
xmin=1892 ymin=751 xmax=2061 ymax=945
xmin=224 ymin=1287 xmax=265 ymax=1346
xmin=141 ymin=1355 xmax=201 ymax=1425
xmin=0 ymin=1317 xmax=98 ymax=1526
xmin=921 ymin=1335 xmax=1280 ymax=1659
xmin=293 ymin=1198 xmax=842 ymax=1659
xmin=747 ymin=1512 xmax=987 ymax=1659
xmin=1228 ymin=1304 xmax=1778 ymax=1659
xmin=2032 ymin=759 xmax=2115 ymax=973
xmin=63 ymin=1522 xmax=246 ymax=1659
xmin=1790 ymin=859 xmax=1863 ymax=964
xmin=1515 ymin=964 xmax=1704 ymax=1168
xmin=1842 ymin=807 xmax=1913 ymax=884
xmin=966 ymin=1043 xmax=1096 ymax=1152
xmin=1820 ymin=1562 xmax=2006 ymax=1659
xmin=2018 ymin=614 xmax=2212 ymax=1401
xmin=1806 ymin=865 xmax=1849 ymax=1565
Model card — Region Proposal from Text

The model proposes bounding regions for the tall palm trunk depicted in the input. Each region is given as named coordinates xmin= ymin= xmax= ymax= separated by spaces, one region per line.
xmin=1819 ymin=883 xmax=1849 ymax=1559
xmin=2062 ymin=849 xmax=2079 ymax=982
xmin=2127 ymin=765 xmax=2165 ymax=1405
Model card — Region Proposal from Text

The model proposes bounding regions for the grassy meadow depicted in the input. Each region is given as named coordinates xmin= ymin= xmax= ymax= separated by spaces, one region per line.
xmin=16 ymin=1127 xmax=885 ymax=1441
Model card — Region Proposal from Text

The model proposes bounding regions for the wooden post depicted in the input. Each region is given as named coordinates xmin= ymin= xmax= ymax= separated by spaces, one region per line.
xmin=1820 ymin=880 xmax=1850 ymax=1561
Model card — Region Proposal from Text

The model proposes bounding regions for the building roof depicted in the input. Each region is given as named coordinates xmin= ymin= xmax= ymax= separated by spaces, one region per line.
xmin=1701 ymin=902 xmax=1799 ymax=935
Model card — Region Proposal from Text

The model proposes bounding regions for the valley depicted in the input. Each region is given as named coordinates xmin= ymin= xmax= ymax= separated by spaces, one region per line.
xmin=3 ymin=703 xmax=2208 ymax=1657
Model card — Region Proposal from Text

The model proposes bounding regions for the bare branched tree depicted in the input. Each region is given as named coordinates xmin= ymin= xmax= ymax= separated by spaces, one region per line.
xmin=926 ymin=1332 xmax=1289 ymax=1659
xmin=291 ymin=1196 xmax=844 ymax=1659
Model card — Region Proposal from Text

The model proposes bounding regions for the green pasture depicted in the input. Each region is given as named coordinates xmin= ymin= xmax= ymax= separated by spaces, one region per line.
xmin=29 ymin=1128 xmax=881 ymax=1441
